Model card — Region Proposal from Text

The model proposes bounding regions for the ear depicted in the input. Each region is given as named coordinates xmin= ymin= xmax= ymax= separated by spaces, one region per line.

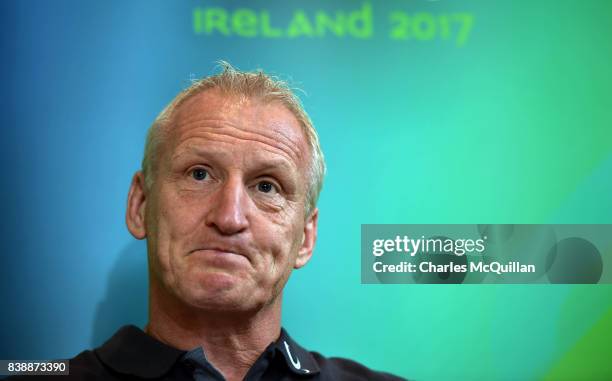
xmin=126 ymin=171 xmax=147 ymax=240
xmin=294 ymin=208 xmax=319 ymax=269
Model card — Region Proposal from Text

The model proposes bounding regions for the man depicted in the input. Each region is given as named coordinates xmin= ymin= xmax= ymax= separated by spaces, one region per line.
xmin=13 ymin=64 xmax=405 ymax=380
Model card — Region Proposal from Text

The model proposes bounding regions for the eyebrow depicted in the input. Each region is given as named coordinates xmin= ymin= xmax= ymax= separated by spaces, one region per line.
xmin=171 ymin=146 xmax=298 ymax=174
xmin=171 ymin=146 xmax=228 ymax=163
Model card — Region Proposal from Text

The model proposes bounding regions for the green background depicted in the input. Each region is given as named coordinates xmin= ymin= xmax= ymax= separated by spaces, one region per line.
xmin=2 ymin=1 xmax=611 ymax=380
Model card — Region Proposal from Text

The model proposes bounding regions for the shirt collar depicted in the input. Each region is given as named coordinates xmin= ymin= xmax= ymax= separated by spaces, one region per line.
xmin=275 ymin=328 xmax=321 ymax=376
xmin=95 ymin=325 xmax=320 ymax=378
xmin=95 ymin=325 xmax=185 ymax=378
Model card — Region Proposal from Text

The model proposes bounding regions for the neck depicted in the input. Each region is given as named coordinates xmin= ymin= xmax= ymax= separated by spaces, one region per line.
xmin=145 ymin=279 xmax=282 ymax=381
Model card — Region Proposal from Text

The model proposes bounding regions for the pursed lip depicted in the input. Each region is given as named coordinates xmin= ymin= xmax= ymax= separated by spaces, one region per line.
xmin=189 ymin=245 xmax=251 ymax=263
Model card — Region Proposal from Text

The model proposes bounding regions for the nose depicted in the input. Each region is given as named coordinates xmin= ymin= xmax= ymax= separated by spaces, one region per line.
xmin=205 ymin=176 xmax=249 ymax=235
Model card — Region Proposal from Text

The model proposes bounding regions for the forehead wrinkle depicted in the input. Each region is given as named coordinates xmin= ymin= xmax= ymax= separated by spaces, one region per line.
xmin=172 ymin=135 xmax=296 ymax=171
xmin=175 ymin=98 xmax=306 ymax=157
xmin=172 ymin=122 xmax=305 ymax=168
xmin=177 ymin=116 xmax=303 ymax=155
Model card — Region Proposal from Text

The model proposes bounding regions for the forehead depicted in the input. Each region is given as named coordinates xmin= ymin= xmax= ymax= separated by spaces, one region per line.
xmin=166 ymin=89 xmax=310 ymax=170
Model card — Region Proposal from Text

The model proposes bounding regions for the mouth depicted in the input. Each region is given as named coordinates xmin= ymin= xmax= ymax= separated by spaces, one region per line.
xmin=189 ymin=247 xmax=251 ymax=264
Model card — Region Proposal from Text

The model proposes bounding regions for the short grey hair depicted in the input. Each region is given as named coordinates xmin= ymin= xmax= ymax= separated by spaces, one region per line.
xmin=142 ymin=62 xmax=325 ymax=216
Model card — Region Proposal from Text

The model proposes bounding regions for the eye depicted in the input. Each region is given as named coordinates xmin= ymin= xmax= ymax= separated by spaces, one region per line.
xmin=257 ymin=181 xmax=276 ymax=193
xmin=191 ymin=168 xmax=208 ymax=181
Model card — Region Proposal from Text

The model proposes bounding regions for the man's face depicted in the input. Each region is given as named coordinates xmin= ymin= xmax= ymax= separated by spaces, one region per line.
xmin=129 ymin=89 xmax=317 ymax=312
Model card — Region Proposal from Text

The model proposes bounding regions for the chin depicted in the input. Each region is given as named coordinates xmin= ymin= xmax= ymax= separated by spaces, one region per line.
xmin=178 ymin=273 xmax=259 ymax=312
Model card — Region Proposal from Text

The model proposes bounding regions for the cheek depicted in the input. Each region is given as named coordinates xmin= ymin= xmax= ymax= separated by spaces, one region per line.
xmin=158 ymin=182 xmax=221 ymax=243
xmin=149 ymin=191 xmax=205 ymax=276
xmin=162 ymin=192 xmax=204 ymax=235
xmin=253 ymin=219 xmax=304 ymax=280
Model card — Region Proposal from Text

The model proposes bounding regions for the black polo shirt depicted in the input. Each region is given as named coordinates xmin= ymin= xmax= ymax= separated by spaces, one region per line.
xmin=9 ymin=325 xmax=406 ymax=380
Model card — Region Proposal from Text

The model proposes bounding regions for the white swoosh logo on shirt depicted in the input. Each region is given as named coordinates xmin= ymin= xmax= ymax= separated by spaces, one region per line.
xmin=283 ymin=340 xmax=301 ymax=370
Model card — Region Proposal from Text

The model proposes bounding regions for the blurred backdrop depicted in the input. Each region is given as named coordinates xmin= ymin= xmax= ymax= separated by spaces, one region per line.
xmin=1 ymin=1 xmax=611 ymax=380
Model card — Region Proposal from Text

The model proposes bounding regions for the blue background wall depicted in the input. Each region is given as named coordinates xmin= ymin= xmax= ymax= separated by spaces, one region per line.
xmin=2 ymin=1 xmax=612 ymax=379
